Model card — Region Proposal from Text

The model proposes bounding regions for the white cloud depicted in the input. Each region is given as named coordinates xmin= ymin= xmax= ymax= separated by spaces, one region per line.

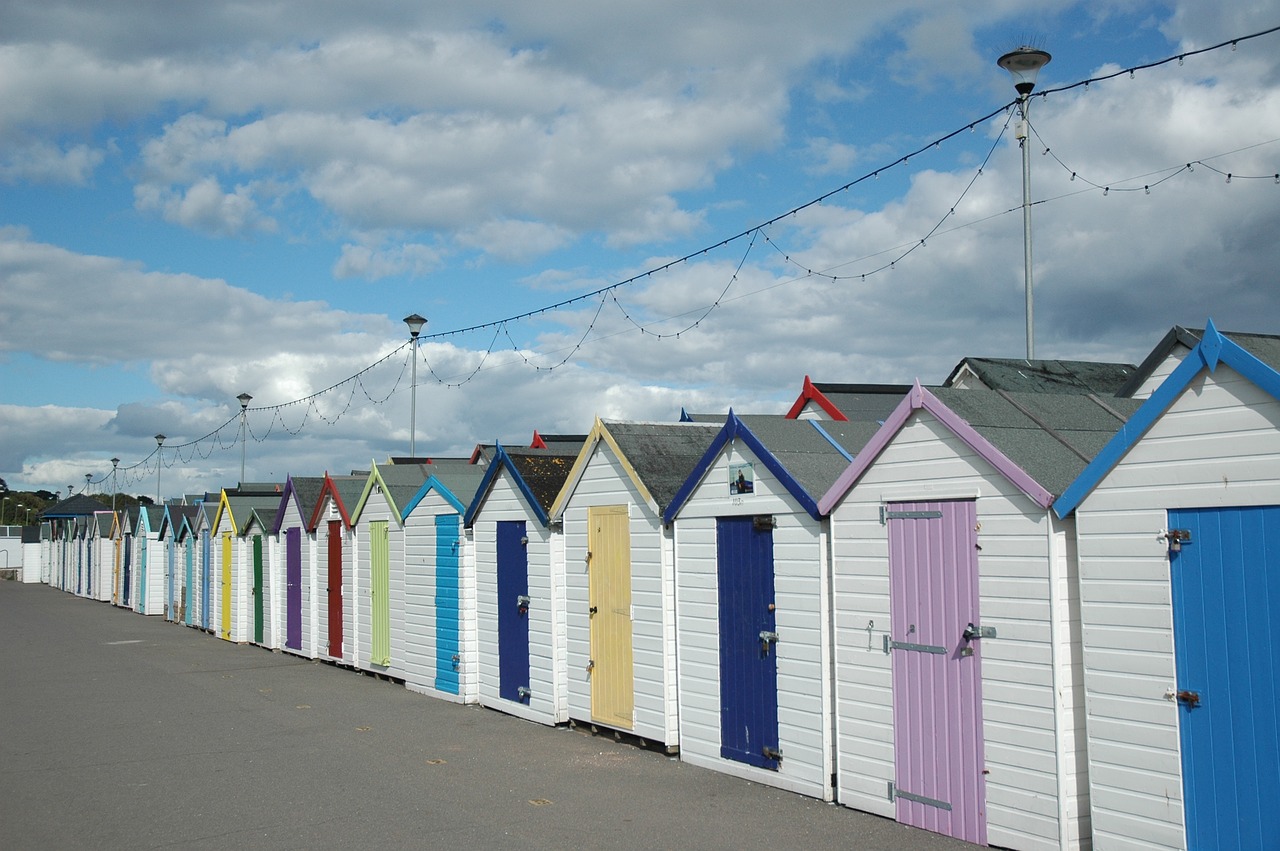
xmin=0 ymin=141 xmax=105 ymax=184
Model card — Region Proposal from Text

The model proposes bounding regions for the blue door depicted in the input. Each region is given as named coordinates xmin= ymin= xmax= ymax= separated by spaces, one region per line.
xmin=122 ymin=536 xmax=132 ymax=606
xmin=201 ymin=535 xmax=211 ymax=629
xmin=497 ymin=520 xmax=531 ymax=703
xmin=1170 ymin=505 xmax=1280 ymax=850
xmin=435 ymin=514 xmax=461 ymax=694
xmin=184 ymin=540 xmax=193 ymax=625
xmin=716 ymin=516 xmax=780 ymax=770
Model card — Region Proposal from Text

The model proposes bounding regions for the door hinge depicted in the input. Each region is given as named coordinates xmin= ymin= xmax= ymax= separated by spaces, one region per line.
xmin=880 ymin=506 xmax=944 ymax=525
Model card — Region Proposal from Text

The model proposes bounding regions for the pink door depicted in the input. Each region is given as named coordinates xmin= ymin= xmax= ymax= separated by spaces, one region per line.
xmin=886 ymin=500 xmax=985 ymax=845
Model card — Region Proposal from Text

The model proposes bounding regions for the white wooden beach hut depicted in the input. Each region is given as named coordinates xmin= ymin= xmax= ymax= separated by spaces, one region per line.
xmin=664 ymin=413 xmax=878 ymax=800
xmin=549 ymin=419 xmax=719 ymax=750
xmin=817 ymin=383 xmax=1140 ymax=850
xmin=465 ymin=443 xmax=581 ymax=726
xmin=1052 ymin=321 xmax=1280 ymax=851
xmin=242 ymin=506 xmax=280 ymax=649
xmin=273 ymin=476 xmax=325 ymax=659
xmin=91 ymin=512 xmax=115 ymax=602
xmin=350 ymin=462 xmax=431 ymax=678
xmin=132 ymin=505 xmax=165 ymax=615
xmin=194 ymin=495 xmax=218 ymax=631
xmin=401 ymin=459 xmax=485 ymax=703
xmin=312 ymin=473 xmax=366 ymax=666
xmin=212 ymin=485 xmax=282 ymax=642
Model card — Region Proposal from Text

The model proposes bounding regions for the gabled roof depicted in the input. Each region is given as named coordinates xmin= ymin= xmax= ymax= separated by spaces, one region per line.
xmin=241 ymin=507 xmax=278 ymax=536
xmin=352 ymin=462 xmax=433 ymax=525
xmin=215 ymin=486 xmax=285 ymax=536
xmin=1055 ymin=320 xmax=1280 ymax=517
xmin=176 ymin=510 xmax=199 ymax=543
xmin=665 ymin=413 xmax=882 ymax=522
xmin=137 ymin=505 xmax=165 ymax=534
xmin=159 ymin=505 xmax=197 ymax=539
xmin=464 ymin=442 xmax=583 ymax=528
xmin=944 ymin=357 xmax=1137 ymax=395
xmin=1116 ymin=325 xmax=1280 ymax=397
xmin=93 ymin=511 xmax=116 ymax=537
xmin=784 ymin=376 xmax=912 ymax=422
xmin=818 ymin=382 xmax=1140 ymax=515
xmin=39 ymin=494 xmax=106 ymax=520
xmin=549 ymin=418 xmax=719 ymax=520
xmin=309 ymin=473 xmax=367 ymax=529
xmin=401 ymin=458 xmax=485 ymax=518
xmin=272 ymin=475 xmax=325 ymax=534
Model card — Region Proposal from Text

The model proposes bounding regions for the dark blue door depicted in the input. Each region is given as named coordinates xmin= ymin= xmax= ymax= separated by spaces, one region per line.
xmin=435 ymin=514 xmax=461 ymax=694
xmin=717 ymin=516 xmax=780 ymax=770
xmin=122 ymin=536 xmax=132 ymax=606
xmin=497 ymin=520 xmax=531 ymax=703
xmin=1171 ymin=505 xmax=1280 ymax=850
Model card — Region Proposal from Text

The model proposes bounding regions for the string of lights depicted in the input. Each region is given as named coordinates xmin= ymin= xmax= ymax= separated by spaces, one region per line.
xmin=87 ymin=23 xmax=1280 ymax=484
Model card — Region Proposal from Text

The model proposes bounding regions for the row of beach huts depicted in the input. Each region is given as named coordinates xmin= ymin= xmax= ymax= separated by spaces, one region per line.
xmin=23 ymin=320 xmax=1280 ymax=851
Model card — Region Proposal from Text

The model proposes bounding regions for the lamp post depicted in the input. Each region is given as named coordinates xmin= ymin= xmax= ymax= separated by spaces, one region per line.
xmin=85 ymin=473 xmax=92 ymax=494
xmin=237 ymin=392 xmax=253 ymax=484
xmin=403 ymin=314 xmax=427 ymax=458
xmin=1 ymin=496 xmax=9 ymax=525
xmin=111 ymin=458 xmax=120 ymax=514
xmin=998 ymin=46 xmax=1051 ymax=360
xmin=154 ymin=434 xmax=166 ymax=504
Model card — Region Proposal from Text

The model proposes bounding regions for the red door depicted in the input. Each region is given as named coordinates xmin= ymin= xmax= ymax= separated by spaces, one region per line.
xmin=327 ymin=520 xmax=344 ymax=659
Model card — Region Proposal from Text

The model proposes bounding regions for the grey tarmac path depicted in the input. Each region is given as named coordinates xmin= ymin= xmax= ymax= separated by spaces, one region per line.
xmin=0 ymin=581 xmax=979 ymax=850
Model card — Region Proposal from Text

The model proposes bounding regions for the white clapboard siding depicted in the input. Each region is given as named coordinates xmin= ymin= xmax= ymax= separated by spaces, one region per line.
xmin=1072 ymin=362 xmax=1280 ymax=850
xmin=354 ymin=492 xmax=405 ymax=679
xmin=562 ymin=442 xmax=678 ymax=747
xmin=672 ymin=441 xmax=833 ymax=800
xmin=830 ymin=412 xmax=1089 ymax=851
xmin=473 ymin=468 xmax=567 ymax=726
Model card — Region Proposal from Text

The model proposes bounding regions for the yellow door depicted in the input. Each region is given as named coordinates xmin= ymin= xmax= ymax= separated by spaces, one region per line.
xmin=588 ymin=505 xmax=633 ymax=729
xmin=112 ymin=538 xmax=121 ymax=605
xmin=221 ymin=532 xmax=233 ymax=640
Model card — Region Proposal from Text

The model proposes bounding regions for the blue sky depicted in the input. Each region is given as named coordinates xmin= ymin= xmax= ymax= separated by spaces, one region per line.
xmin=2 ymin=1 xmax=1279 ymax=499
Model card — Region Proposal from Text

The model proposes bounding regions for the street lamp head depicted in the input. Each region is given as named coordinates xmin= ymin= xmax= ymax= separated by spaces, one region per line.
xmin=155 ymin=433 xmax=166 ymax=446
xmin=998 ymin=46 xmax=1051 ymax=96
xmin=237 ymin=392 xmax=253 ymax=410
xmin=111 ymin=457 xmax=120 ymax=468
xmin=403 ymin=313 xmax=427 ymax=339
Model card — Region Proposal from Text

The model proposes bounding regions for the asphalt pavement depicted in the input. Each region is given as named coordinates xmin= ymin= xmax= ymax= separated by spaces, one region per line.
xmin=0 ymin=581 xmax=979 ymax=850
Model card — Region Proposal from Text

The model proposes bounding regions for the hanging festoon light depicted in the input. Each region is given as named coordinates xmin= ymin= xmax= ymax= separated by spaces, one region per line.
xmin=998 ymin=45 xmax=1051 ymax=359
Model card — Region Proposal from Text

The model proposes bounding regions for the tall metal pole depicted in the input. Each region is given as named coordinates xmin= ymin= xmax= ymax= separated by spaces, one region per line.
xmin=998 ymin=46 xmax=1051 ymax=361
xmin=154 ymin=433 xmax=166 ymax=504
xmin=111 ymin=457 xmax=120 ymax=514
xmin=403 ymin=314 xmax=427 ymax=458
xmin=238 ymin=393 xmax=253 ymax=484
xmin=1018 ymin=93 xmax=1035 ymax=359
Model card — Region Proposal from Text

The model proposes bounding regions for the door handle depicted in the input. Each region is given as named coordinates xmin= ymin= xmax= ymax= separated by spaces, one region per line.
xmin=1177 ymin=690 xmax=1201 ymax=708
xmin=589 ymin=606 xmax=598 ymax=615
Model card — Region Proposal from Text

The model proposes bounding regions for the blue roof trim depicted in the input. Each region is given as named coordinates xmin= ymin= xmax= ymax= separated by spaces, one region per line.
xmin=663 ymin=411 xmax=822 ymax=523
xmin=463 ymin=444 xmax=549 ymax=528
xmin=402 ymin=474 xmax=468 ymax=520
xmin=679 ymin=407 xmax=694 ymax=422
xmin=1055 ymin=320 xmax=1280 ymax=517
xmin=808 ymin=420 xmax=854 ymax=462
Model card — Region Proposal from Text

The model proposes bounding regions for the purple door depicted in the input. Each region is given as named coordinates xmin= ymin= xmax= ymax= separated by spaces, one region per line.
xmin=886 ymin=500 xmax=985 ymax=845
xmin=286 ymin=527 xmax=302 ymax=651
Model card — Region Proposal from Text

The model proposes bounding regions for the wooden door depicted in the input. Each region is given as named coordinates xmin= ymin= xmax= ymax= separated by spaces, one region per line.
xmin=497 ymin=520 xmax=531 ymax=703
xmin=717 ymin=516 xmax=780 ymax=770
xmin=327 ymin=521 xmax=344 ymax=659
xmin=369 ymin=520 xmax=390 ymax=666
xmin=887 ymin=500 xmax=985 ymax=845
xmin=588 ymin=505 xmax=633 ymax=729
xmin=220 ymin=532 xmax=233 ymax=640
xmin=252 ymin=535 xmax=264 ymax=644
xmin=1170 ymin=505 xmax=1280 ymax=849
xmin=434 ymin=514 xmax=461 ymax=694
xmin=285 ymin=527 xmax=302 ymax=650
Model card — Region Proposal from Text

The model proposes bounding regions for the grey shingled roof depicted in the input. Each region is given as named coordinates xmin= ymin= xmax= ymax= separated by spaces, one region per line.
xmin=373 ymin=462 xmax=433 ymax=511
xmin=945 ymin=358 xmax=1137 ymax=395
xmin=929 ymin=388 xmax=1142 ymax=495
xmin=419 ymin=458 xmax=486 ymax=506
xmin=286 ymin=476 xmax=326 ymax=524
xmin=1118 ymin=326 xmax=1280 ymax=397
xmin=812 ymin=383 xmax=913 ymax=422
xmin=603 ymin=421 xmax=720 ymax=512
xmin=733 ymin=415 xmax=880 ymax=500
xmin=39 ymin=494 xmax=107 ymax=519
xmin=504 ymin=444 xmax=582 ymax=513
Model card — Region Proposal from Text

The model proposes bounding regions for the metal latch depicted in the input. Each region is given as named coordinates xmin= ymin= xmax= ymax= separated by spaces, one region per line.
xmin=759 ymin=630 xmax=779 ymax=655
xmin=589 ymin=605 xmax=598 ymax=615
xmin=1159 ymin=529 xmax=1192 ymax=552
xmin=962 ymin=622 xmax=996 ymax=641
xmin=517 ymin=686 xmax=532 ymax=701
xmin=1177 ymin=690 xmax=1201 ymax=708
xmin=516 ymin=594 xmax=530 ymax=613
xmin=452 ymin=654 xmax=460 ymax=669
xmin=762 ymin=746 xmax=782 ymax=762
xmin=753 ymin=515 xmax=776 ymax=531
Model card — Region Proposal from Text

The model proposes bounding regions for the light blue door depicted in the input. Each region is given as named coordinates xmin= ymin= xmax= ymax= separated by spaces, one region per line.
xmin=435 ymin=514 xmax=461 ymax=694
xmin=1170 ymin=505 xmax=1280 ymax=850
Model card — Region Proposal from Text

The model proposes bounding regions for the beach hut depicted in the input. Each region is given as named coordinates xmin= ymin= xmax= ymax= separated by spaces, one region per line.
xmin=1052 ymin=321 xmax=1280 ymax=850
xmin=350 ymin=462 xmax=432 ymax=678
xmin=176 ymin=509 xmax=200 ymax=627
xmin=91 ymin=511 xmax=116 ymax=602
xmin=241 ymin=506 xmax=280 ymax=649
xmin=817 ymin=383 xmax=1140 ymax=850
xmin=465 ymin=443 xmax=581 ymax=725
xmin=158 ymin=506 xmax=179 ymax=620
xmin=549 ymin=419 xmax=719 ymax=749
xmin=311 ymin=473 xmax=366 ymax=666
xmin=194 ymin=495 xmax=218 ymax=631
xmin=664 ymin=413 xmax=879 ymax=799
xmin=273 ymin=476 xmax=325 ymax=658
xmin=129 ymin=505 xmax=165 ymax=615
xmin=211 ymin=485 xmax=282 ymax=642
xmin=401 ymin=459 xmax=486 ymax=702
